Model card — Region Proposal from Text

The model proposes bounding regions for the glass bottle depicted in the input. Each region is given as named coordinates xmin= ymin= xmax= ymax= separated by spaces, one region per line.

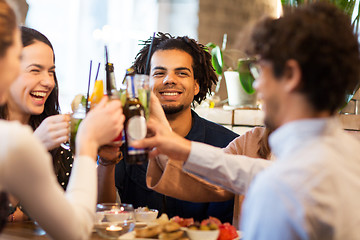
xmin=123 ymin=68 xmax=148 ymax=164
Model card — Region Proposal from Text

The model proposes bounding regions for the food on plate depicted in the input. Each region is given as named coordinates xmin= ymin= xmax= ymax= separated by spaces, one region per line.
xmin=135 ymin=206 xmax=150 ymax=212
xmin=187 ymin=222 xmax=219 ymax=231
xmin=155 ymin=213 xmax=170 ymax=225
xmin=182 ymin=217 xmax=238 ymax=240
xmin=135 ymin=224 xmax=163 ymax=238
xmin=170 ymin=216 xmax=194 ymax=227
xmin=135 ymin=207 xmax=159 ymax=222
xmin=135 ymin=214 xmax=186 ymax=240
xmin=158 ymin=230 xmax=185 ymax=240
xmin=135 ymin=214 xmax=237 ymax=240
xmin=218 ymin=223 xmax=238 ymax=240
xmin=163 ymin=222 xmax=181 ymax=232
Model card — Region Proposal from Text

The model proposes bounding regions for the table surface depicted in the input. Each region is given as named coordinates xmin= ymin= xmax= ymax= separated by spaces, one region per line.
xmin=0 ymin=221 xmax=105 ymax=240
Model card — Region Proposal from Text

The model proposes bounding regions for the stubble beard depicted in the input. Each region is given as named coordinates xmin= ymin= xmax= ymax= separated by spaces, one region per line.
xmin=263 ymin=98 xmax=280 ymax=131
xmin=162 ymin=104 xmax=185 ymax=115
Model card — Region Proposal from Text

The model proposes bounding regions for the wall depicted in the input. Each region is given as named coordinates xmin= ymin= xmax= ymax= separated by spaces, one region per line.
xmin=198 ymin=0 xmax=280 ymax=100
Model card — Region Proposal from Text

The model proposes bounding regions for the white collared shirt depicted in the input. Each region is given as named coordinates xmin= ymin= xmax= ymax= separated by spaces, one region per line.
xmin=242 ymin=117 xmax=360 ymax=239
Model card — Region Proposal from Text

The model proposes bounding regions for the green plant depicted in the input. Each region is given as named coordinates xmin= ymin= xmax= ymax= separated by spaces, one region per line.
xmin=206 ymin=42 xmax=223 ymax=75
xmin=206 ymin=42 xmax=256 ymax=94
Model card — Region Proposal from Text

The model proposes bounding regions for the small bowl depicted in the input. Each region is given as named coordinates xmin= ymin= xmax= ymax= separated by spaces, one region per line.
xmin=95 ymin=203 xmax=135 ymax=239
xmin=134 ymin=209 xmax=158 ymax=222
xmin=184 ymin=228 xmax=220 ymax=240
xmin=105 ymin=210 xmax=133 ymax=222
xmin=94 ymin=222 xmax=135 ymax=239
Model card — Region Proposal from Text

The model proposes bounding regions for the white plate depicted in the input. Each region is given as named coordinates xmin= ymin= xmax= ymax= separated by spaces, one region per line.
xmin=117 ymin=229 xmax=242 ymax=239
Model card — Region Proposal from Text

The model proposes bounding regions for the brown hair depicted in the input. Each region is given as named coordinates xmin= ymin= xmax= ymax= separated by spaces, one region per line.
xmin=0 ymin=0 xmax=17 ymax=232
xmin=248 ymin=2 xmax=360 ymax=114
xmin=257 ymin=128 xmax=272 ymax=159
xmin=0 ymin=0 xmax=16 ymax=57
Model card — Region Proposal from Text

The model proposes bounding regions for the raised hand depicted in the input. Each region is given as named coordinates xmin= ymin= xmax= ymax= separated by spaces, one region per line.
xmin=131 ymin=118 xmax=191 ymax=161
xmin=33 ymin=114 xmax=70 ymax=150
xmin=76 ymin=97 xmax=125 ymax=159
xmin=98 ymin=142 xmax=123 ymax=166
xmin=148 ymin=93 xmax=171 ymax=131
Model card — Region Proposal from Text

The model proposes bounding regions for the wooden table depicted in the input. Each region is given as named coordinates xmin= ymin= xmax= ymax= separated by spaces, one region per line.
xmin=0 ymin=221 xmax=105 ymax=240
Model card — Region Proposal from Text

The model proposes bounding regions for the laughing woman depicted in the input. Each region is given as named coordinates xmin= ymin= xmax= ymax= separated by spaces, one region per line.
xmin=0 ymin=1 xmax=124 ymax=239
xmin=0 ymin=26 xmax=74 ymax=221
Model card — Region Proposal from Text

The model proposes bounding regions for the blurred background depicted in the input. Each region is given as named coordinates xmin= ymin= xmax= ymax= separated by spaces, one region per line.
xmin=7 ymin=0 xmax=360 ymax=113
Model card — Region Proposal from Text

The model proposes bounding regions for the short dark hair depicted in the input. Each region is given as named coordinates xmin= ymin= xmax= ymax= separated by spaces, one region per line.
xmin=248 ymin=2 xmax=360 ymax=114
xmin=132 ymin=32 xmax=218 ymax=105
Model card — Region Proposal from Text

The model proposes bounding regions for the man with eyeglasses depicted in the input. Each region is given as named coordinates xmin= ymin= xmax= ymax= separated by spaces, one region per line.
xmin=132 ymin=2 xmax=360 ymax=239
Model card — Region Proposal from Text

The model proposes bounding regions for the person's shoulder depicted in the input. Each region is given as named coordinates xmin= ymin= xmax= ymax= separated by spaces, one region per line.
xmin=193 ymin=111 xmax=238 ymax=137
xmin=1 ymin=120 xmax=41 ymax=152
xmin=242 ymin=126 xmax=265 ymax=141
xmin=0 ymin=120 xmax=33 ymax=139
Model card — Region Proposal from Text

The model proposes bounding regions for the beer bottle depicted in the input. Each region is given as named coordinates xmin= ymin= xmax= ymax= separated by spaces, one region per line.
xmin=123 ymin=68 xmax=148 ymax=164
xmin=106 ymin=62 xmax=119 ymax=98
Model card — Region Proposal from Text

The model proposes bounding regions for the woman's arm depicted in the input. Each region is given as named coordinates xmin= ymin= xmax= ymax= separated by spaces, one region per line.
xmin=2 ymin=123 xmax=95 ymax=240
xmin=1 ymin=98 xmax=124 ymax=240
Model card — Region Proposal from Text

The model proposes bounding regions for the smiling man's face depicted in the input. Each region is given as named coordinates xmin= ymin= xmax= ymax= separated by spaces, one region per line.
xmin=150 ymin=49 xmax=199 ymax=115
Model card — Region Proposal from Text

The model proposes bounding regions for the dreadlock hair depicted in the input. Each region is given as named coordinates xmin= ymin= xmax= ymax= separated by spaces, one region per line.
xmin=132 ymin=32 xmax=218 ymax=105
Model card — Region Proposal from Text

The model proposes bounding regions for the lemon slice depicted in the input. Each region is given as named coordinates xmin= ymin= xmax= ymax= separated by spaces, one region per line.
xmin=90 ymin=80 xmax=104 ymax=105
xmin=71 ymin=94 xmax=86 ymax=112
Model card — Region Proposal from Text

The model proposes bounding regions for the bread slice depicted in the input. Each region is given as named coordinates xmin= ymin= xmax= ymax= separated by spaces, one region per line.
xmin=158 ymin=230 xmax=184 ymax=240
xmin=135 ymin=224 xmax=162 ymax=238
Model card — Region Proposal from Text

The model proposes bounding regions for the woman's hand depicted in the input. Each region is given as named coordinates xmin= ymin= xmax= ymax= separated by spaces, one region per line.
xmin=33 ymin=114 xmax=70 ymax=150
xmin=76 ymin=97 xmax=125 ymax=159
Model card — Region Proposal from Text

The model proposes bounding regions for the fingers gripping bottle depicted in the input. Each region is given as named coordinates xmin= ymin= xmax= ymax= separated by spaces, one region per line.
xmin=123 ymin=68 xmax=148 ymax=164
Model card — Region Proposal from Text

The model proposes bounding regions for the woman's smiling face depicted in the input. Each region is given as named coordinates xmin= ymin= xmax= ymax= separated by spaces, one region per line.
xmin=8 ymin=40 xmax=55 ymax=116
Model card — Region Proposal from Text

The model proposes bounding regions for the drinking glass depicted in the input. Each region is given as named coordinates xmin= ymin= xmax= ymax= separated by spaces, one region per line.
xmin=60 ymin=103 xmax=86 ymax=153
xmin=134 ymin=74 xmax=151 ymax=120
xmin=94 ymin=203 xmax=135 ymax=239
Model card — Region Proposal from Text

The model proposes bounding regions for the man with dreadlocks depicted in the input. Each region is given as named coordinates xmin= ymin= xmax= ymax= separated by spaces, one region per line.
xmin=100 ymin=33 xmax=239 ymax=223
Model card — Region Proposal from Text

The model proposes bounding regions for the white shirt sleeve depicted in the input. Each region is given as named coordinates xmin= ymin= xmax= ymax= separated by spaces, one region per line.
xmin=182 ymin=141 xmax=272 ymax=195
xmin=0 ymin=121 xmax=96 ymax=240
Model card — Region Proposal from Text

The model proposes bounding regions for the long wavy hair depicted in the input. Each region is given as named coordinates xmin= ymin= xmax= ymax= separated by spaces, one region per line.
xmin=0 ymin=27 xmax=67 ymax=179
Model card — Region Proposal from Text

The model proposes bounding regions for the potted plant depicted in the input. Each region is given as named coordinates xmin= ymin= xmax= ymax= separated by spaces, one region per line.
xmin=207 ymin=39 xmax=257 ymax=108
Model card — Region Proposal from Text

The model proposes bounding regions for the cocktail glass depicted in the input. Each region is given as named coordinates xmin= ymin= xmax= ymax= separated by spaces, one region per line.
xmin=134 ymin=74 xmax=151 ymax=120
xmin=61 ymin=103 xmax=86 ymax=153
